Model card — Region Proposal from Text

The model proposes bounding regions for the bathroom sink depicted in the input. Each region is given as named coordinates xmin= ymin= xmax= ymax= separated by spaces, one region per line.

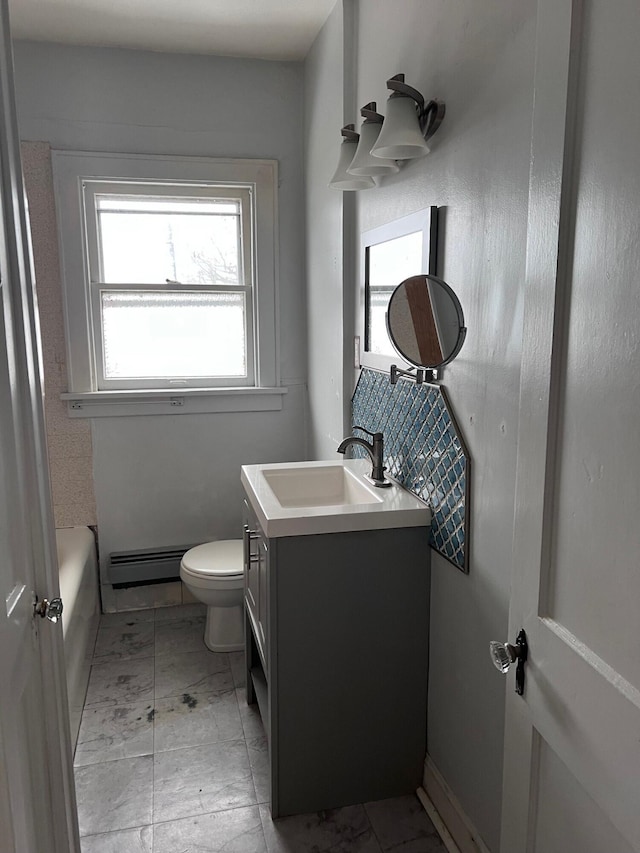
xmin=261 ymin=464 xmax=383 ymax=508
xmin=241 ymin=460 xmax=430 ymax=538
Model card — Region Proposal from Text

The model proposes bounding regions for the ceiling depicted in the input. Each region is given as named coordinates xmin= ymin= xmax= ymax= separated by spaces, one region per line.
xmin=8 ymin=0 xmax=336 ymax=61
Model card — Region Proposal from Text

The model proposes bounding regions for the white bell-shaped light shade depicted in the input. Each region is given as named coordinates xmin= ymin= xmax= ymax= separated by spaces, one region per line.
xmin=370 ymin=95 xmax=430 ymax=160
xmin=329 ymin=140 xmax=376 ymax=190
xmin=347 ymin=121 xmax=399 ymax=176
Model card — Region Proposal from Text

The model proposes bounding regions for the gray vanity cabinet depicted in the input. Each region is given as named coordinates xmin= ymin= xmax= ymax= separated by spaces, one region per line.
xmin=242 ymin=495 xmax=431 ymax=819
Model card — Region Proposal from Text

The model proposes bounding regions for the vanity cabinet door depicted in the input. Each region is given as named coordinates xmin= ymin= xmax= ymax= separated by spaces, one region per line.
xmin=242 ymin=502 xmax=260 ymax=631
xmin=257 ymin=538 xmax=269 ymax=656
xmin=243 ymin=498 xmax=268 ymax=672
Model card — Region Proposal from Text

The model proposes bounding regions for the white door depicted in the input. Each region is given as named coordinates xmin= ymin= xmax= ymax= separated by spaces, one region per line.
xmin=500 ymin=0 xmax=640 ymax=850
xmin=0 ymin=2 xmax=80 ymax=850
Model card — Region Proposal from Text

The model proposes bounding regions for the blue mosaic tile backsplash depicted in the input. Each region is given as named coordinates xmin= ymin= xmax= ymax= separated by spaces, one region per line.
xmin=351 ymin=368 xmax=469 ymax=572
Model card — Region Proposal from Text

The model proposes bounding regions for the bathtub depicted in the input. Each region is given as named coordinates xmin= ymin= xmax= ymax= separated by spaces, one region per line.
xmin=56 ymin=526 xmax=100 ymax=750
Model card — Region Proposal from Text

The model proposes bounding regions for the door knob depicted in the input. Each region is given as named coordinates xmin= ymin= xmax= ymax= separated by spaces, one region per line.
xmin=34 ymin=596 xmax=64 ymax=623
xmin=489 ymin=629 xmax=528 ymax=695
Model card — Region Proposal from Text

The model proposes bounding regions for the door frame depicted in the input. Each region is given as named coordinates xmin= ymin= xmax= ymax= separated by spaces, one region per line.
xmin=0 ymin=0 xmax=81 ymax=848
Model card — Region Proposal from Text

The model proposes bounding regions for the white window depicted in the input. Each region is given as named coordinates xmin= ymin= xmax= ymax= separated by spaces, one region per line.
xmin=52 ymin=152 xmax=282 ymax=414
xmin=85 ymin=183 xmax=254 ymax=389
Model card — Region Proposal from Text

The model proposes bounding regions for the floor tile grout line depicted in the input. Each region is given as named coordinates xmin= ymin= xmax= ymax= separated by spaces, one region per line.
xmin=151 ymin=800 xmax=266 ymax=830
xmin=90 ymin=655 xmax=155 ymax=666
xmin=75 ymin=729 xmax=249 ymax=770
xmin=243 ymin=733 xmax=261 ymax=813
xmin=78 ymin=824 xmax=153 ymax=844
xmin=362 ymin=801 xmax=387 ymax=853
xmin=84 ymin=684 xmax=235 ymax=710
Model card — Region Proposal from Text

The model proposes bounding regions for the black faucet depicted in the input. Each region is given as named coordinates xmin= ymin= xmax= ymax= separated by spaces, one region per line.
xmin=337 ymin=426 xmax=391 ymax=488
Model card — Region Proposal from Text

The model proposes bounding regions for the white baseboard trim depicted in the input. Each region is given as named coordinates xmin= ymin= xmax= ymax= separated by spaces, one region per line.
xmin=416 ymin=786 xmax=461 ymax=853
xmin=420 ymin=755 xmax=492 ymax=853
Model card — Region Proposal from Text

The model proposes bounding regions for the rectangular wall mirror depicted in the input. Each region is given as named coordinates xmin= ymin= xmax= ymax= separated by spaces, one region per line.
xmin=358 ymin=207 xmax=438 ymax=373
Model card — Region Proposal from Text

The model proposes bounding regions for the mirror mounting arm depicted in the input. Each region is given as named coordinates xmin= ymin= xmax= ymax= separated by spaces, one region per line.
xmin=390 ymin=364 xmax=441 ymax=385
xmin=390 ymin=364 xmax=440 ymax=384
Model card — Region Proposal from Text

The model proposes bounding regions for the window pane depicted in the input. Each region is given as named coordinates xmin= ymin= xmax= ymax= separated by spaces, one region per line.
xmin=96 ymin=195 xmax=242 ymax=285
xmin=367 ymin=231 xmax=423 ymax=356
xmin=101 ymin=291 xmax=247 ymax=379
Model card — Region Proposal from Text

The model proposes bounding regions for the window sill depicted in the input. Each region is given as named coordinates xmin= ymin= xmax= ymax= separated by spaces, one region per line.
xmin=60 ymin=387 xmax=288 ymax=418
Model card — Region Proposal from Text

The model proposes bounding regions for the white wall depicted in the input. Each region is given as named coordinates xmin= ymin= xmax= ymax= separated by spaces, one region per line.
xmin=305 ymin=1 xmax=536 ymax=849
xmin=13 ymin=42 xmax=307 ymax=589
xmin=303 ymin=1 xmax=354 ymax=459
xmin=90 ymin=400 xmax=306 ymax=553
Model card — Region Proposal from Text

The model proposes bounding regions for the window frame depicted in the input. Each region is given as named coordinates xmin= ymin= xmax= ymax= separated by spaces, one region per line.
xmin=84 ymin=181 xmax=255 ymax=390
xmin=52 ymin=151 xmax=280 ymax=410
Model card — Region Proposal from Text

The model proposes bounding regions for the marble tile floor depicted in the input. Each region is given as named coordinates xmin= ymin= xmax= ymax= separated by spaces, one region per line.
xmin=75 ymin=604 xmax=446 ymax=852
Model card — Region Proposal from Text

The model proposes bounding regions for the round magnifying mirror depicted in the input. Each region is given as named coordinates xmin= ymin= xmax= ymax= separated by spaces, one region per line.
xmin=386 ymin=274 xmax=466 ymax=369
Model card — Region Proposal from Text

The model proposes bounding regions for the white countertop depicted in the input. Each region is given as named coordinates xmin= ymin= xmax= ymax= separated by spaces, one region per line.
xmin=241 ymin=458 xmax=431 ymax=538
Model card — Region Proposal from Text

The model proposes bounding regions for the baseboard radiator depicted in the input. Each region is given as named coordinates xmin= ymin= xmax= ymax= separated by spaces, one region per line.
xmin=109 ymin=545 xmax=195 ymax=587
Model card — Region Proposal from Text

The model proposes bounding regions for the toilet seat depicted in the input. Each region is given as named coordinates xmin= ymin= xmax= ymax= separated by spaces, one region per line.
xmin=180 ymin=540 xmax=243 ymax=591
xmin=181 ymin=540 xmax=243 ymax=577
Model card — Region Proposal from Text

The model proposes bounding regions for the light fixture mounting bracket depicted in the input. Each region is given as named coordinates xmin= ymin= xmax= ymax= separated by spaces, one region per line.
xmin=420 ymin=99 xmax=446 ymax=141
xmin=386 ymin=73 xmax=425 ymax=107
xmin=340 ymin=123 xmax=360 ymax=143
xmin=360 ymin=102 xmax=384 ymax=124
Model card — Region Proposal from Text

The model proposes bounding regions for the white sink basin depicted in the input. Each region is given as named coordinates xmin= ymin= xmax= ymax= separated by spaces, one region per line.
xmin=262 ymin=464 xmax=383 ymax=508
xmin=241 ymin=460 xmax=430 ymax=538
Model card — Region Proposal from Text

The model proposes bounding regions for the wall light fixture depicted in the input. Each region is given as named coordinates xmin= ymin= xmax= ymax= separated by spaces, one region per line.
xmin=329 ymin=125 xmax=376 ymax=191
xmin=371 ymin=74 xmax=445 ymax=160
xmin=347 ymin=103 xmax=400 ymax=177
xmin=330 ymin=74 xmax=445 ymax=191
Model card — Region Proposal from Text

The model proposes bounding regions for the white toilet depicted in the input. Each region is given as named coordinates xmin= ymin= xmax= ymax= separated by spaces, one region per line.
xmin=179 ymin=539 xmax=244 ymax=652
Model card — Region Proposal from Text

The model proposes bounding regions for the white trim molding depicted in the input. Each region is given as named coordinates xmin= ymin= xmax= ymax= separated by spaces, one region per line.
xmin=60 ymin=385 xmax=287 ymax=417
xmin=421 ymin=756 xmax=492 ymax=853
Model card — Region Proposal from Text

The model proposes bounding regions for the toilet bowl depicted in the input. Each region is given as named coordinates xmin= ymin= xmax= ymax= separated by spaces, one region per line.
xmin=179 ymin=540 xmax=244 ymax=652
